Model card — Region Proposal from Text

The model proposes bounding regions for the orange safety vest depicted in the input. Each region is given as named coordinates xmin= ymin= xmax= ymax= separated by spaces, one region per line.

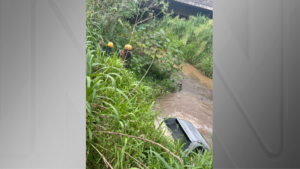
xmin=121 ymin=50 xmax=125 ymax=60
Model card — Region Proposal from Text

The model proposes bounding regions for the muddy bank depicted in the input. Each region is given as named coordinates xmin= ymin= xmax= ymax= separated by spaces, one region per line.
xmin=154 ymin=63 xmax=213 ymax=147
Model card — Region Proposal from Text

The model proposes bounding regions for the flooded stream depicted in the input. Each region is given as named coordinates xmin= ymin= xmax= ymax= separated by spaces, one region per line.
xmin=155 ymin=63 xmax=213 ymax=146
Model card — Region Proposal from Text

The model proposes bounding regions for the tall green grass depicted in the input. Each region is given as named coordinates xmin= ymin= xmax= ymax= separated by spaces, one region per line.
xmin=160 ymin=15 xmax=213 ymax=78
xmin=86 ymin=49 xmax=213 ymax=168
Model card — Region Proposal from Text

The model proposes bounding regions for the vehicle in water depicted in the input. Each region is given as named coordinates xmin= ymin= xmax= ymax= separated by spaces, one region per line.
xmin=163 ymin=117 xmax=210 ymax=156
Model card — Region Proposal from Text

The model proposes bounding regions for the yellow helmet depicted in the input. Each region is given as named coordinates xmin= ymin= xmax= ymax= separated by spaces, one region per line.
xmin=124 ymin=44 xmax=132 ymax=50
xmin=124 ymin=45 xmax=129 ymax=50
xmin=107 ymin=42 xmax=113 ymax=48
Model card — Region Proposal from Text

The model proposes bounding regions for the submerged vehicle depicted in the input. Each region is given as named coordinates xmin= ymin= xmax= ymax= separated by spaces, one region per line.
xmin=163 ymin=117 xmax=210 ymax=156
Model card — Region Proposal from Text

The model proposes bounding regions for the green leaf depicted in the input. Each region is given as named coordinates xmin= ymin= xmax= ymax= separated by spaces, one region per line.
xmin=105 ymin=74 xmax=116 ymax=89
xmin=151 ymin=150 xmax=173 ymax=169
xmin=99 ymin=87 xmax=132 ymax=108
xmin=86 ymin=76 xmax=91 ymax=89
xmin=86 ymin=101 xmax=91 ymax=115
xmin=118 ymin=19 xmax=123 ymax=25
xmin=88 ymin=128 xmax=92 ymax=141
xmin=102 ymin=100 xmax=119 ymax=121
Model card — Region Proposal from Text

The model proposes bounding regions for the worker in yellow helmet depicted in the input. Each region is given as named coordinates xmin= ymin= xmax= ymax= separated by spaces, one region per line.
xmin=118 ymin=44 xmax=132 ymax=69
xmin=127 ymin=44 xmax=132 ymax=51
xmin=106 ymin=42 xmax=113 ymax=55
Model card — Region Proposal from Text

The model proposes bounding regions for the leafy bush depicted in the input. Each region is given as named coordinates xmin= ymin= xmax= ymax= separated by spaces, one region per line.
xmin=86 ymin=0 xmax=185 ymax=82
xmin=160 ymin=14 xmax=213 ymax=78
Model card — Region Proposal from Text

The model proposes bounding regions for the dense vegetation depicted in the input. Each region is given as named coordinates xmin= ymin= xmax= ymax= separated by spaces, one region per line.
xmin=160 ymin=15 xmax=213 ymax=78
xmin=86 ymin=0 xmax=213 ymax=168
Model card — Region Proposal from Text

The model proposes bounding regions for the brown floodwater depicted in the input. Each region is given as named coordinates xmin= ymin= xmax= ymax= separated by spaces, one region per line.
xmin=154 ymin=63 xmax=213 ymax=147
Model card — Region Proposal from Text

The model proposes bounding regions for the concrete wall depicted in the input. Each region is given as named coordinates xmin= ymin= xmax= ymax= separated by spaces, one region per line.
xmin=152 ymin=0 xmax=213 ymax=19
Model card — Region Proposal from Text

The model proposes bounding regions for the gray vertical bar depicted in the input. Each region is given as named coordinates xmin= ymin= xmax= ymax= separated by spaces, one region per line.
xmin=214 ymin=0 xmax=300 ymax=168
xmin=0 ymin=0 xmax=85 ymax=168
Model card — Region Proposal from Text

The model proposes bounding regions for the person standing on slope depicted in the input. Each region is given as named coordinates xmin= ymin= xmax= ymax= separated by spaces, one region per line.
xmin=118 ymin=44 xmax=132 ymax=69
xmin=106 ymin=42 xmax=114 ymax=55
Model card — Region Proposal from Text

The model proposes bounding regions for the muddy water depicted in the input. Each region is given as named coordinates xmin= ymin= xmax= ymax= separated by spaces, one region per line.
xmin=155 ymin=63 xmax=213 ymax=147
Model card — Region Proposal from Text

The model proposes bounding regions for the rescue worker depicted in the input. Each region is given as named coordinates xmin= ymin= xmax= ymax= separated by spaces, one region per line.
xmin=106 ymin=42 xmax=113 ymax=55
xmin=98 ymin=40 xmax=104 ymax=52
xmin=94 ymin=40 xmax=104 ymax=58
xmin=118 ymin=44 xmax=132 ymax=69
